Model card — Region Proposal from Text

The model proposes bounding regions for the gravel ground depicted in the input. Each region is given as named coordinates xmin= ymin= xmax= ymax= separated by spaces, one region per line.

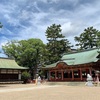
xmin=0 ymin=83 xmax=100 ymax=100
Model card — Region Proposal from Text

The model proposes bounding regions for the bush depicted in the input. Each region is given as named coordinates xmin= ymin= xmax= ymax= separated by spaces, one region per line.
xmin=21 ymin=71 xmax=31 ymax=83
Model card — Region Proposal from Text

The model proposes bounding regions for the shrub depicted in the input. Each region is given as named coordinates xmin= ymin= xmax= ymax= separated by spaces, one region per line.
xmin=21 ymin=71 xmax=31 ymax=83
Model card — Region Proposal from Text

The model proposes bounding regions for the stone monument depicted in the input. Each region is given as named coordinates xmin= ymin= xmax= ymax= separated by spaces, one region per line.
xmin=37 ymin=76 xmax=41 ymax=85
xmin=85 ymin=74 xmax=93 ymax=86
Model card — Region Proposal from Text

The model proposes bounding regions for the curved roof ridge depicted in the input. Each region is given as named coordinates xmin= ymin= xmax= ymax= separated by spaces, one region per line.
xmin=63 ymin=48 xmax=100 ymax=55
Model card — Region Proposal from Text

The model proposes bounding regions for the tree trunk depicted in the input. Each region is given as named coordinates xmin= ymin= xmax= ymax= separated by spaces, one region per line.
xmin=33 ymin=66 xmax=38 ymax=79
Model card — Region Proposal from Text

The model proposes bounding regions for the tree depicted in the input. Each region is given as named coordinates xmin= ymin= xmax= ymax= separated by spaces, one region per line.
xmin=74 ymin=26 xmax=99 ymax=49
xmin=97 ymin=31 xmax=100 ymax=47
xmin=0 ymin=22 xmax=3 ymax=53
xmin=45 ymin=24 xmax=72 ymax=64
xmin=2 ymin=38 xmax=46 ymax=79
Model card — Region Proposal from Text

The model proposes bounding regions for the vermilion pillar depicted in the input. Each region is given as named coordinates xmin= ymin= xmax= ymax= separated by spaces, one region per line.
xmin=80 ymin=68 xmax=82 ymax=80
xmin=61 ymin=70 xmax=64 ymax=80
xmin=49 ymin=71 xmax=51 ymax=80
xmin=55 ymin=70 xmax=57 ymax=80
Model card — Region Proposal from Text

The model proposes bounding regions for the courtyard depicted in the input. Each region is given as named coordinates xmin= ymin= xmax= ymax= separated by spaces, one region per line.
xmin=0 ymin=83 xmax=100 ymax=100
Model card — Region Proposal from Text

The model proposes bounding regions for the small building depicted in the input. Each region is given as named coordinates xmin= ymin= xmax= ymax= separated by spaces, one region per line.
xmin=0 ymin=57 xmax=27 ymax=82
xmin=42 ymin=48 xmax=100 ymax=81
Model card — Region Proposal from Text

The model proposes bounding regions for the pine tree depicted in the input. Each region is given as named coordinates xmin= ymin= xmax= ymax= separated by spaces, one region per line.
xmin=45 ymin=24 xmax=72 ymax=64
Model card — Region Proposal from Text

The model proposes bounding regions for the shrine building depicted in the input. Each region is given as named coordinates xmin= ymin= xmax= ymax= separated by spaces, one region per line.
xmin=42 ymin=48 xmax=100 ymax=81
xmin=0 ymin=57 xmax=27 ymax=82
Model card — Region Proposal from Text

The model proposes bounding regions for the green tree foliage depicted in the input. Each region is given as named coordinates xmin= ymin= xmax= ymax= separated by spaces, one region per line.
xmin=97 ymin=31 xmax=100 ymax=47
xmin=74 ymin=26 xmax=100 ymax=49
xmin=21 ymin=71 xmax=31 ymax=84
xmin=2 ymin=38 xmax=46 ymax=78
xmin=45 ymin=24 xmax=72 ymax=64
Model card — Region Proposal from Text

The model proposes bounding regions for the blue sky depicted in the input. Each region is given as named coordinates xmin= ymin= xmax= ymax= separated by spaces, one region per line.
xmin=0 ymin=0 xmax=100 ymax=53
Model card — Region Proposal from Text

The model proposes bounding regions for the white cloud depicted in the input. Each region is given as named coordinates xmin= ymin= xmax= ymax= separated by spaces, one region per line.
xmin=62 ymin=22 xmax=72 ymax=33
xmin=38 ymin=0 xmax=60 ymax=3
xmin=0 ymin=3 xmax=16 ymax=14
xmin=1 ymin=0 xmax=100 ymax=51
xmin=0 ymin=36 xmax=9 ymax=51
xmin=33 ymin=1 xmax=42 ymax=12
xmin=18 ymin=10 xmax=30 ymax=20
xmin=48 ymin=0 xmax=60 ymax=3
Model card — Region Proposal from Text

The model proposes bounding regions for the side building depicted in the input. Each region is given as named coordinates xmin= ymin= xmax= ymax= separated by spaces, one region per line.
xmin=0 ymin=57 xmax=27 ymax=82
xmin=42 ymin=48 xmax=100 ymax=81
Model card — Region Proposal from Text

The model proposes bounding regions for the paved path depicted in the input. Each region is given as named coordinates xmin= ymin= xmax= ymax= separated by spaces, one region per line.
xmin=0 ymin=84 xmax=100 ymax=100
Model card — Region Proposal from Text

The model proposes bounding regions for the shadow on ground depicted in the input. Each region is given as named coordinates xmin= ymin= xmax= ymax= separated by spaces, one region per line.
xmin=45 ymin=82 xmax=86 ymax=86
xmin=0 ymin=85 xmax=8 ymax=88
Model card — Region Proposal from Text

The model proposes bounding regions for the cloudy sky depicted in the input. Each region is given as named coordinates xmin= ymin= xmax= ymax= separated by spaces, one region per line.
xmin=0 ymin=0 xmax=100 ymax=52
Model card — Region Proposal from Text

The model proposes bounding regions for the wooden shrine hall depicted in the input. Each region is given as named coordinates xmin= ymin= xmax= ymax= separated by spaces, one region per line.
xmin=43 ymin=48 xmax=100 ymax=81
xmin=0 ymin=57 xmax=27 ymax=82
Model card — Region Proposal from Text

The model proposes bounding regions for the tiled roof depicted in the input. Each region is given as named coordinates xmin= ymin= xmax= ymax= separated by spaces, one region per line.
xmin=0 ymin=58 xmax=27 ymax=69
xmin=44 ymin=48 xmax=100 ymax=68
xmin=62 ymin=48 xmax=100 ymax=65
